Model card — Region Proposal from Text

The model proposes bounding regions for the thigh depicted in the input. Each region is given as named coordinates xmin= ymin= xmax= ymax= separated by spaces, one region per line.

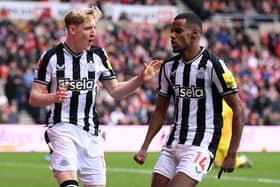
xmin=54 ymin=170 xmax=78 ymax=185
xmin=167 ymin=172 xmax=198 ymax=187
xmin=84 ymin=184 xmax=104 ymax=187
xmin=78 ymin=138 xmax=106 ymax=186
xmin=47 ymin=127 xmax=78 ymax=172
xmin=47 ymin=127 xmax=79 ymax=185
xmin=153 ymin=147 xmax=177 ymax=180
xmin=151 ymin=172 xmax=170 ymax=187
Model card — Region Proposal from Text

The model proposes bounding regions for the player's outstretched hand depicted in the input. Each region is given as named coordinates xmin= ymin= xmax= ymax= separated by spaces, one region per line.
xmin=55 ymin=83 xmax=69 ymax=103
xmin=141 ymin=59 xmax=163 ymax=82
xmin=133 ymin=150 xmax=147 ymax=165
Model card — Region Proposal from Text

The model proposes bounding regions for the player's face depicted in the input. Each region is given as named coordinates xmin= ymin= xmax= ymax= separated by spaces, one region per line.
xmin=75 ymin=17 xmax=96 ymax=51
xmin=170 ymin=19 xmax=192 ymax=53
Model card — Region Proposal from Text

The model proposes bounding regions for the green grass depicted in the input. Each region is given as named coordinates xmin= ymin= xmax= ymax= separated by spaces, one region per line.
xmin=0 ymin=152 xmax=279 ymax=187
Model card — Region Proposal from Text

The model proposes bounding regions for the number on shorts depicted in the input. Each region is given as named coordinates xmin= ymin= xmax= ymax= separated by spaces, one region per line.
xmin=194 ymin=151 xmax=207 ymax=171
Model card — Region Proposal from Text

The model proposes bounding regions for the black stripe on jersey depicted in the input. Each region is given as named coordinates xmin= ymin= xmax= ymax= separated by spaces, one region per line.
xmin=212 ymin=83 xmax=223 ymax=128
xmin=83 ymin=51 xmax=99 ymax=133
xmin=208 ymin=128 xmax=221 ymax=155
xmin=84 ymin=49 xmax=101 ymax=135
xmin=157 ymin=55 xmax=180 ymax=97
xmin=209 ymin=52 xmax=227 ymax=128
xmin=92 ymin=108 xmax=100 ymax=135
xmin=37 ymin=48 xmax=57 ymax=84
xmin=90 ymin=46 xmax=116 ymax=79
xmin=84 ymin=90 xmax=92 ymax=131
xmin=207 ymin=52 xmax=223 ymax=154
xmin=166 ymin=125 xmax=176 ymax=146
xmin=69 ymin=56 xmax=80 ymax=125
xmin=192 ymin=51 xmax=208 ymax=146
xmin=157 ymin=63 xmax=164 ymax=94
xmin=170 ymin=57 xmax=180 ymax=123
xmin=208 ymin=52 xmax=229 ymax=92
xmin=83 ymin=51 xmax=93 ymax=131
xmin=179 ymin=62 xmax=191 ymax=144
xmin=166 ymin=57 xmax=179 ymax=146
xmin=53 ymin=44 xmax=65 ymax=124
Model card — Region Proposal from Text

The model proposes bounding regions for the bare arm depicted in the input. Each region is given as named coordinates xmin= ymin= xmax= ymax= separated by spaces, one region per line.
xmin=133 ymin=95 xmax=169 ymax=165
xmin=222 ymin=93 xmax=245 ymax=172
xmin=102 ymin=59 xmax=162 ymax=99
xmin=29 ymin=82 xmax=68 ymax=107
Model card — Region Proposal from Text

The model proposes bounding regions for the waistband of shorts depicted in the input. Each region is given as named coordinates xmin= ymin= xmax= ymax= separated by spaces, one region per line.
xmin=49 ymin=122 xmax=100 ymax=136
xmin=90 ymin=128 xmax=100 ymax=136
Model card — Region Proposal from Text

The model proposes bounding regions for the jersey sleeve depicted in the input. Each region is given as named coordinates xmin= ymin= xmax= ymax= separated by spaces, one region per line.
xmin=92 ymin=47 xmax=116 ymax=81
xmin=99 ymin=57 xmax=116 ymax=80
xmin=212 ymin=59 xmax=238 ymax=96
xmin=157 ymin=63 xmax=171 ymax=97
xmin=34 ymin=51 xmax=54 ymax=86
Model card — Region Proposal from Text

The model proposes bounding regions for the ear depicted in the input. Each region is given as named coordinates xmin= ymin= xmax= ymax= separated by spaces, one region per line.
xmin=68 ymin=25 xmax=77 ymax=35
xmin=191 ymin=28 xmax=200 ymax=39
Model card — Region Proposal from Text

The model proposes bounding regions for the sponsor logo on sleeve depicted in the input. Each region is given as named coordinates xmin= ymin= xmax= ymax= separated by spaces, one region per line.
xmin=222 ymin=71 xmax=237 ymax=88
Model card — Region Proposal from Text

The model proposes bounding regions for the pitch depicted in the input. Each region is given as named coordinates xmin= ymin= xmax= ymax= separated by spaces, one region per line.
xmin=0 ymin=152 xmax=279 ymax=187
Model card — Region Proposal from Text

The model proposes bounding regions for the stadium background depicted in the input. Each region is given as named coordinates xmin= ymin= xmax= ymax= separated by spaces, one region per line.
xmin=0 ymin=0 xmax=279 ymax=187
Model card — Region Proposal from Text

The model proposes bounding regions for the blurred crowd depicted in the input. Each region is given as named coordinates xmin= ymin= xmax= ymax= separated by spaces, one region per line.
xmin=0 ymin=0 xmax=279 ymax=125
xmin=185 ymin=0 xmax=280 ymax=20
xmin=58 ymin=0 xmax=177 ymax=5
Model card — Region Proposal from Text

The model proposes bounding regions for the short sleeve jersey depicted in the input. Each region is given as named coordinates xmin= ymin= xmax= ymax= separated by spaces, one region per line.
xmin=158 ymin=48 xmax=237 ymax=154
xmin=34 ymin=43 xmax=116 ymax=134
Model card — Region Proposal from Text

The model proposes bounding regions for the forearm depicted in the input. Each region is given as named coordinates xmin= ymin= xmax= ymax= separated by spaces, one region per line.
xmin=106 ymin=59 xmax=161 ymax=99
xmin=141 ymin=110 xmax=165 ymax=151
xmin=227 ymin=104 xmax=245 ymax=156
xmin=109 ymin=75 xmax=144 ymax=99
xmin=29 ymin=90 xmax=56 ymax=107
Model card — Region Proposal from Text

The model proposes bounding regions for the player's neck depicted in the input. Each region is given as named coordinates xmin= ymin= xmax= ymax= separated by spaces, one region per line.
xmin=64 ymin=39 xmax=84 ymax=55
xmin=181 ymin=45 xmax=202 ymax=62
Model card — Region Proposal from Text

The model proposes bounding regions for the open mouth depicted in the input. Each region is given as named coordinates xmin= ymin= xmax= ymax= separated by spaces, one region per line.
xmin=171 ymin=42 xmax=177 ymax=48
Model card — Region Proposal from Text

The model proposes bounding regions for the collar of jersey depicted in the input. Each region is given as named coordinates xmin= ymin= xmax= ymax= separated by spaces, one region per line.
xmin=63 ymin=43 xmax=85 ymax=58
xmin=181 ymin=47 xmax=205 ymax=64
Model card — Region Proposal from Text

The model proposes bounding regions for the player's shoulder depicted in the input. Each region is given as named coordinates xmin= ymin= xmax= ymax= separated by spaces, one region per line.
xmin=88 ymin=45 xmax=105 ymax=55
xmin=87 ymin=45 xmax=109 ymax=59
xmin=204 ymin=49 xmax=222 ymax=64
xmin=43 ymin=43 xmax=63 ymax=57
xmin=88 ymin=45 xmax=102 ymax=52
xmin=39 ymin=43 xmax=64 ymax=64
xmin=163 ymin=54 xmax=181 ymax=65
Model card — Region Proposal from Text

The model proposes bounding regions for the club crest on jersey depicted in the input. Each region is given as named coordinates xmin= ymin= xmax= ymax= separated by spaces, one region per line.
xmin=196 ymin=67 xmax=205 ymax=79
xmin=58 ymin=78 xmax=94 ymax=92
xmin=173 ymin=85 xmax=205 ymax=99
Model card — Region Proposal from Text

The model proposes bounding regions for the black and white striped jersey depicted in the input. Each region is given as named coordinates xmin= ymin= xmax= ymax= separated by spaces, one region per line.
xmin=158 ymin=47 xmax=238 ymax=154
xmin=34 ymin=43 xmax=116 ymax=134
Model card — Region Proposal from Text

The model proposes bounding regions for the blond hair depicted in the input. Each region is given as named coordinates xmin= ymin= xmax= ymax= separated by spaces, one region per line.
xmin=64 ymin=6 xmax=102 ymax=29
